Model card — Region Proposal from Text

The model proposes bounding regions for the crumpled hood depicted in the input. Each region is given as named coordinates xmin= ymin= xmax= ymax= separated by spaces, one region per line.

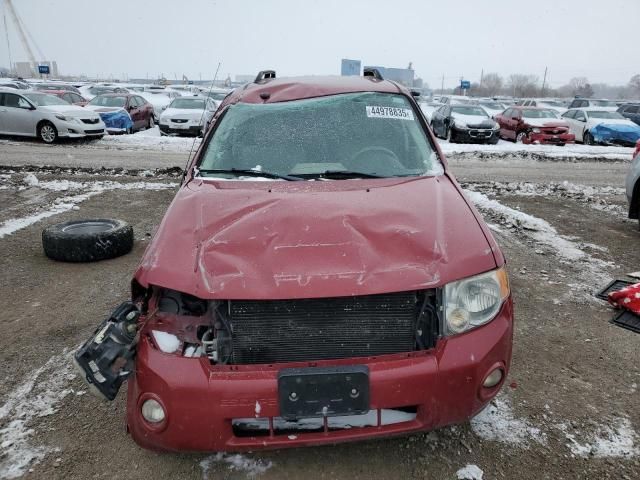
xmin=522 ymin=118 xmax=567 ymax=128
xmin=135 ymin=176 xmax=497 ymax=300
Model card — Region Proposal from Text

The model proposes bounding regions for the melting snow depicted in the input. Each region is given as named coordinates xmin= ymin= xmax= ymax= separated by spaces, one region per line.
xmin=200 ymin=453 xmax=272 ymax=478
xmin=560 ymin=418 xmax=639 ymax=458
xmin=471 ymin=397 xmax=545 ymax=447
xmin=456 ymin=464 xmax=484 ymax=480
xmin=0 ymin=351 xmax=75 ymax=479
xmin=0 ymin=176 xmax=177 ymax=239
xmin=151 ymin=331 xmax=180 ymax=354
xmin=22 ymin=173 xmax=39 ymax=187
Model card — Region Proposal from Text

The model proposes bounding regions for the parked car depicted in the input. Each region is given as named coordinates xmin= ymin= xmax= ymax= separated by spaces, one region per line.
xmin=473 ymin=99 xmax=507 ymax=119
xmin=567 ymin=98 xmax=619 ymax=111
xmin=201 ymin=88 xmax=231 ymax=108
xmin=80 ymin=85 xmax=130 ymax=100
xmin=139 ymin=90 xmax=180 ymax=119
xmin=33 ymin=83 xmax=81 ymax=94
xmin=36 ymin=89 xmax=88 ymax=106
xmin=0 ymin=89 xmax=105 ymax=143
xmin=85 ymin=94 xmax=155 ymax=132
xmin=430 ymin=104 xmax=500 ymax=143
xmin=166 ymin=85 xmax=201 ymax=96
xmin=76 ymin=72 xmax=513 ymax=452
xmin=159 ymin=97 xmax=217 ymax=136
xmin=0 ymin=81 xmax=22 ymax=90
xmin=618 ymin=104 xmax=640 ymax=126
xmin=520 ymin=99 xmax=566 ymax=114
xmin=495 ymin=107 xmax=574 ymax=145
xmin=561 ymin=108 xmax=640 ymax=146
xmin=626 ymin=142 xmax=640 ymax=228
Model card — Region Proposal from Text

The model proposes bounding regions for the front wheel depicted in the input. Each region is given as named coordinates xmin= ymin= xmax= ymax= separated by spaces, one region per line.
xmin=38 ymin=121 xmax=58 ymax=144
xmin=584 ymin=131 xmax=595 ymax=145
xmin=446 ymin=127 xmax=455 ymax=143
xmin=516 ymin=131 xmax=527 ymax=144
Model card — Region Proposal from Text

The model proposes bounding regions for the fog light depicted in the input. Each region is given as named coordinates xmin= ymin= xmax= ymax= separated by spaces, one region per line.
xmin=141 ymin=399 xmax=165 ymax=423
xmin=483 ymin=368 xmax=503 ymax=388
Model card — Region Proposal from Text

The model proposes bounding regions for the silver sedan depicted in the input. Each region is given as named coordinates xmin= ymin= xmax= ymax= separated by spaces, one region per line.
xmin=0 ymin=89 xmax=106 ymax=143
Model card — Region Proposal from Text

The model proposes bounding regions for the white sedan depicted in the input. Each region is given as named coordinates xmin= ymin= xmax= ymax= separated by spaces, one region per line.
xmin=159 ymin=97 xmax=217 ymax=137
xmin=0 ymin=89 xmax=105 ymax=143
xmin=561 ymin=108 xmax=640 ymax=146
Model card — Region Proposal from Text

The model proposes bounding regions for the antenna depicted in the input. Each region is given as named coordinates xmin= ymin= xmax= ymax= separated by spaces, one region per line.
xmin=185 ymin=62 xmax=222 ymax=171
xmin=2 ymin=5 xmax=13 ymax=72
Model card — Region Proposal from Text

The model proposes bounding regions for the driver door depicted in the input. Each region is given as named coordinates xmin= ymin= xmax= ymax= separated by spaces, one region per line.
xmin=0 ymin=93 xmax=38 ymax=136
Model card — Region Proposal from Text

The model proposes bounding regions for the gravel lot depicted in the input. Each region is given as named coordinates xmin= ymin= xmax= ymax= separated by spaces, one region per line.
xmin=0 ymin=139 xmax=639 ymax=479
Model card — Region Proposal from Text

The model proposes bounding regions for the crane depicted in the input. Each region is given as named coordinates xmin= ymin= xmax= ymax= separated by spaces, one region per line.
xmin=2 ymin=0 xmax=46 ymax=66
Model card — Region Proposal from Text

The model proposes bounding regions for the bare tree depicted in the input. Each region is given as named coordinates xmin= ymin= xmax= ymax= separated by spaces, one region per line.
xmin=568 ymin=77 xmax=593 ymax=97
xmin=507 ymin=74 xmax=539 ymax=97
xmin=629 ymin=74 xmax=640 ymax=96
xmin=482 ymin=73 xmax=503 ymax=96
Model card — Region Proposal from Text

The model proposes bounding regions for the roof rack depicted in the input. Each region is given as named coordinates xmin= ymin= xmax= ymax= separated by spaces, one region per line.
xmin=363 ymin=68 xmax=383 ymax=81
xmin=254 ymin=70 xmax=276 ymax=83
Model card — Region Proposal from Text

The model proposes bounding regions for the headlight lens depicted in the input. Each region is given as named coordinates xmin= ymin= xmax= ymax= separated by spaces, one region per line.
xmin=444 ymin=267 xmax=509 ymax=335
xmin=55 ymin=114 xmax=70 ymax=121
xmin=141 ymin=399 xmax=165 ymax=423
xmin=532 ymin=128 xmax=541 ymax=133
xmin=453 ymin=120 xmax=467 ymax=129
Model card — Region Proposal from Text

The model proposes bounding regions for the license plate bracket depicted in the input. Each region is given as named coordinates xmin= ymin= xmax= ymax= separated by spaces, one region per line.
xmin=278 ymin=366 xmax=370 ymax=420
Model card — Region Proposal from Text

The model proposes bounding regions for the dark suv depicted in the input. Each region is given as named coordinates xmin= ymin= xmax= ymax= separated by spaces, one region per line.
xmin=618 ymin=104 xmax=640 ymax=126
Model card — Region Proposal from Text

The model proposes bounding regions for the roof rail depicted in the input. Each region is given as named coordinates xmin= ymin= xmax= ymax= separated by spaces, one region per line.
xmin=254 ymin=70 xmax=276 ymax=83
xmin=363 ymin=68 xmax=383 ymax=81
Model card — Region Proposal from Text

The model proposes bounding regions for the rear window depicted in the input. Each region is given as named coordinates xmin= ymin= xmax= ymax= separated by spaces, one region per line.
xmin=199 ymin=92 xmax=442 ymax=179
xmin=451 ymin=106 xmax=488 ymax=116
xmin=522 ymin=109 xmax=558 ymax=118
xmin=88 ymin=96 xmax=127 ymax=108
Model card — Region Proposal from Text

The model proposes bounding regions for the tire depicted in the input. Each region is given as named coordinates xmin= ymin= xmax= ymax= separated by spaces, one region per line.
xmin=126 ymin=127 xmax=133 ymax=135
xmin=447 ymin=127 xmax=455 ymax=143
xmin=38 ymin=121 xmax=58 ymax=144
xmin=584 ymin=131 xmax=594 ymax=145
xmin=489 ymin=137 xmax=500 ymax=145
xmin=148 ymin=115 xmax=155 ymax=129
xmin=516 ymin=131 xmax=527 ymax=144
xmin=42 ymin=219 xmax=134 ymax=262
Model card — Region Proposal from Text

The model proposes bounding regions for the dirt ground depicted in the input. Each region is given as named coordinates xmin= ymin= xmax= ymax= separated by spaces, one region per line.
xmin=0 ymin=142 xmax=639 ymax=480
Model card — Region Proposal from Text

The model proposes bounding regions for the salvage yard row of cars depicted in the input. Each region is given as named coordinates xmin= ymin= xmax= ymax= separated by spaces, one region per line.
xmin=0 ymin=78 xmax=231 ymax=143
xmin=421 ymin=95 xmax=640 ymax=146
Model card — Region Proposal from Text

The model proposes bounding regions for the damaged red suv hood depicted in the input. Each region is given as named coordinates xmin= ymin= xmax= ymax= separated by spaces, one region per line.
xmin=135 ymin=176 xmax=498 ymax=299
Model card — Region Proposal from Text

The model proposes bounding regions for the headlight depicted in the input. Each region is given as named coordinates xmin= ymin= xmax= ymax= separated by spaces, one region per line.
xmin=492 ymin=124 xmax=500 ymax=130
xmin=453 ymin=120 xmax=467 ymax=129
xmin=141 ymin=399 xmax=165 ymax=423
xmin=532 ymin=128 xmax=541 ymax=133
xmin=55 ymin=114 xmax=70 ymax=121
xmin=444 ymin=267 xmax=509 ymax=335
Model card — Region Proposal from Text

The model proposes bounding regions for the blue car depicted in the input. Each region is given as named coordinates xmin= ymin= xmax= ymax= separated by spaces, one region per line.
xmin=562 ymin=108 xmax=640 ymax=147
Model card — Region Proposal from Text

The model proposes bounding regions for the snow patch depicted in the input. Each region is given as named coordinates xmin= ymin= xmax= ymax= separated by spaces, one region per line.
xmin=200 ymin=453 xmax=272 ymax=478
xmin=471 ymin=397 xmax=545 ymax=447
xmin=0 ymin=350 xmax=75 ymax=479
xmin=456 ymin=464 xmax=484 ymax=480
xmin=151 ymin=331 xmax=180 ymax=354
xmin=0 ymin=180 xmax=176 ymax=239
xmin=22 ymin=173 xmax=39 ymax=186
xmin=560 ymin=418 xmax=639 ymax=458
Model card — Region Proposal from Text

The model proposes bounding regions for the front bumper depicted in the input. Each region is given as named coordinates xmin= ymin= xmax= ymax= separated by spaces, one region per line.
xmin=525 ymin=132 xmax=574 ymax=145
xmin=126 ymin=299 xmax=513 ymax=452
xmin=55 ymin=119 xmax=105 ymax=138
xmin=452 ymin=127 xmax=499 ymax=143
xmin=159 ymin=123 xmax=201 ymax=136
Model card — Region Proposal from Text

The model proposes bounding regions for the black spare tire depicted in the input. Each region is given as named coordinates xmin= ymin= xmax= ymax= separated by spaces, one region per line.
xmin=42 ymin=219 xmax=134 ymax=262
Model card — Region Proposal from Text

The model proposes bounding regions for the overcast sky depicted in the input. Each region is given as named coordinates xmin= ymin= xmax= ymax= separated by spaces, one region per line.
xmin=1 ymin=0 xmax=637 ymax=88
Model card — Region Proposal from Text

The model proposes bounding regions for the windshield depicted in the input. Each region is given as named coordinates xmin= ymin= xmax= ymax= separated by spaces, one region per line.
xmin=88 ymin=96 xmax=127 ymax=107
xmin=479 ymin=102 xmax=504 ymax=109
xmin=206 ymin=92 xmax=228 ymax=101
xmin=522 ymin=109 xmax=558 ymax=118
xmin=539 ymin=100 xmax=564 ymax=107
xmin=591 ymin=100 xmax=618 ymax=107
xmin=23 ymin=93 xmax=68 ymax=106
xmin=169 ymin=98 xmax=205 ymax=109
xmin=451 ymin=106 xmax=488 ymax=116
xmin=199 ymin=92 xmax=442 ymax=179
xmin=588 ymin=111 xmax=625 ymax=119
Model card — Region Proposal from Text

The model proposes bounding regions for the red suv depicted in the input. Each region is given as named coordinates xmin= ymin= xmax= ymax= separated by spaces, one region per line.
xmin=77 ymin=70 xmax=513 ymax=452
xmin=495 ymin=106 xmax=574 ymax=145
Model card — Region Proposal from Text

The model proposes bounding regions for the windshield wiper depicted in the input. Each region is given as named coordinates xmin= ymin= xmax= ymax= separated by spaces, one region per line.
xmin=302 ymin=170 xmax=387 ymax=179
xmin=197 ymin=168 xmax=304 ymax=181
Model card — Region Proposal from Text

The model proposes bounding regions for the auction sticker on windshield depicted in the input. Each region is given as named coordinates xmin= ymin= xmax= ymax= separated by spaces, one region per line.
xmin=366 ymin=106 xmax=414 ymax=120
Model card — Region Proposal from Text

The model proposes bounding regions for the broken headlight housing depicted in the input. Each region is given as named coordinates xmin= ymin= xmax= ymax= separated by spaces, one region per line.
xmin=443 ymin=267 xmax=510 ymax=335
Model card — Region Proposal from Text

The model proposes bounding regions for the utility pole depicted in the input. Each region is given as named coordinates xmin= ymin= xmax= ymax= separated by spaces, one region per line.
xmin=441 ymin=74 xmax=444 ymax=94
xmin=480 ymin=69 xmax=484 ymax=87
xmin=541 ymin=66 xmax=548 ymax=97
